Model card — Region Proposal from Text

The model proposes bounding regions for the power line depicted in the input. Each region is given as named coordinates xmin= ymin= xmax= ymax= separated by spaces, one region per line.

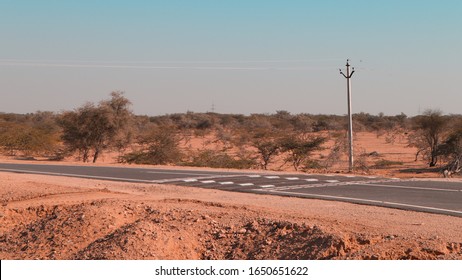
xmin=0 ymin=57 xmax=345 ymax=71
xmin=0 ymin=58 xmax=344 ymax=64
xmin=0 ymin=62 xmax=341 ymax=71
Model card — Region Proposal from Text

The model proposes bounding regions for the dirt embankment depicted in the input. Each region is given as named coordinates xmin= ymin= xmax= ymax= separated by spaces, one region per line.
xmin=0 ymin=172 xmax=461 ymax=260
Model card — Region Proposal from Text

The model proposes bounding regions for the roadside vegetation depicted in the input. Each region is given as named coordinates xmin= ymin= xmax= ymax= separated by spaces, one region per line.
xmin=1 ymin=93 xmax=461 ymax=176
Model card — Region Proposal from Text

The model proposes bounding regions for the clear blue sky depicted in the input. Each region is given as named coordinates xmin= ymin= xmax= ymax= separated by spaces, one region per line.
xmin=1 ymin=0 xmax=461 ymax=116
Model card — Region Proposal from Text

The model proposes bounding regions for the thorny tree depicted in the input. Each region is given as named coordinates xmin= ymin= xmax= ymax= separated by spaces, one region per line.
xmin=280 ymin=133 xmax=326 ymax=171
xmin=409 ymin=110 xmax=447 ymax=167
xmin=58 ymin=92 xmax=133 ymax=163
xmin=437 ymin=128 xmax=462 ymax=175
xmin=250 ymin=130 xmax=282 ymax=170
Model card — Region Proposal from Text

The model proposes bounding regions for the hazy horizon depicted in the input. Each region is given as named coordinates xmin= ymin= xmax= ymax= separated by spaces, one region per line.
xmin=1 ymin=1 xmax=461 ymax=116
xmin=0 ymin=105 xmax=453 ymax=118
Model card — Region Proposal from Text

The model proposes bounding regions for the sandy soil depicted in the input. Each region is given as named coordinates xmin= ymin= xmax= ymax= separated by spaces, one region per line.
xmin=0 ymin=171 xmax=461 ymax=260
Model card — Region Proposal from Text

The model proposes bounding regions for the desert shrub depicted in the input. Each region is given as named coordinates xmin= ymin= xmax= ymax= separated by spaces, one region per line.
xmin=354 ymin=112 xmax=409 ymax=132
xmin=372 ymin=159 xmax=404 ymax=169
xmin=120 ymin=126 xmax=182 ymax=165
xmin=436 ymin=127 xmax=462 ymax=174
xmin=252 ymin=139 xmax=280 ymax=170
xmin=120 ymin=149 xmax=181 ymax=165
xmin=158 ymin=112 xmax=217 ymax=131
xmin=354 ymin=151 xmax=370 ymax=172
xmin=0 ymin=122 xmax=59 ymax=157
xmin=279 ymin=134 xmax=326 ymax=171
xmin=301 ymin=159 xmax=323 ymax=171
xmin=321 ymin=132 xmax=348 ymax=170
xmin=409 ymin=109 xmax=448 ymax=167
xmin=290 ymin=114 xmax=314 ymax=132
xmin=218 ymin=114 xmax=246 ymax=129
xmin=244 ymin=114 xmax=274 ymax=130
xmin=249 ymin=129 xmax=284 ymax=170
xmin=312 ymin=115 xmax=345 ymax=132
xmin=182 ymin=149 xmax=256 ymax=169
xmin=214 ymin=128 xmax=234 ymax=150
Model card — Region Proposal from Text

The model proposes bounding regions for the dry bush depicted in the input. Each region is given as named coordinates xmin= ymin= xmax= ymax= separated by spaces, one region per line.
xmin=181 ymin=149 xmax=256 ymax=169
xmin=0 ymin=122 xmax=60 ymax=157
xmin=120 ymin=126 xmax=183 ymax=165
xmin=408 ymin=110 xmax=448 ymax=167
xmin=59 ymin=92 xmax=134 ymax=163
xmin=279 ymin=134 xmax=326 ymax=171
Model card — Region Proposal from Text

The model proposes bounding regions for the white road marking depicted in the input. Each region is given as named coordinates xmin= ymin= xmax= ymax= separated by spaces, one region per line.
xmin=265 ymin=176 xmax=280 ymax=179
xmin=305 ymin=178 xmax=319 ymax=182
xmin=262 ymin=189 xmax=462 ymax=215
xmin=286 ymin=177 xmax=299 ymax=180
xmin=239 ymin=183 xmax=254 ymax=186
xmin=156 ymin=174 xmax=244 ymax=183
xmin=248 ymin=175 xmax=261 ymax=178
xmin=201 ymin=180 xmax=215 ymax=184
xmin=219 ymin=182 xmax=234 ymax=185
xmin=260 ymin=185 xmax=275 ymax=188
xmin=279 ymin=179 xmax=406 ymax=191
xmin=364 ymin=183 xmax=462 ymax=192
xmin=183 ymin=179 xmax=198 ymax=182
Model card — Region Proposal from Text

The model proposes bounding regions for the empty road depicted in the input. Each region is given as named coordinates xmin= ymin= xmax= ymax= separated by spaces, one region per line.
xmin=1 ymin=162 xmax=461 ymax=217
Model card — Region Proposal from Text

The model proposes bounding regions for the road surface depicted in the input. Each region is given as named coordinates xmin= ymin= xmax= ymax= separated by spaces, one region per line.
xmin=1 ymin=162 xmax=461 ymax=217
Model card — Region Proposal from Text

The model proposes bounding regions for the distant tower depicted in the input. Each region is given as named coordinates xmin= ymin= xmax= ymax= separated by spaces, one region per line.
xmin=211 ymin=101 xmax=215 ymax=113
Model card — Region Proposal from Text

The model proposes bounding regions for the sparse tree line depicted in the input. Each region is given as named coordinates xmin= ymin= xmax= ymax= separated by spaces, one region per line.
xmin=0 ymin=93 xmax=461 ymax=175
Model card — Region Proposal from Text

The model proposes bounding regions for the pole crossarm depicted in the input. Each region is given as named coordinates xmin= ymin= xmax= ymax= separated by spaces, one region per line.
xmin=339 ymin=59 xmax=355 ymax=78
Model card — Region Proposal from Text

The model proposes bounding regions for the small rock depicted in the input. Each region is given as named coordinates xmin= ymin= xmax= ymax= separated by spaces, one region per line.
xmin=385 ymin=235 xmax=396 ymax=240
xmin=368 ymin=151 xmax=380 ymax=157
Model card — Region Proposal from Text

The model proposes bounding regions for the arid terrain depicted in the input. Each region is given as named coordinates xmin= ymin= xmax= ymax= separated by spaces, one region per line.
xmin=1 ymin=171 xmax=461 ymax=260
xmin=0 ymin=131 xmax=461 ymax=260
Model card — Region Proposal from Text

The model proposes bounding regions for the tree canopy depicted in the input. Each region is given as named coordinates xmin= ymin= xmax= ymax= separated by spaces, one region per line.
xmin=58 ymin=92 xmax=133 ymax=163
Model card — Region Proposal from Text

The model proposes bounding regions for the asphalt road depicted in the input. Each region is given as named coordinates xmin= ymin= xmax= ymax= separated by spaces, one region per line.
xmin=1 ymin=162 xmax=461 ymax=217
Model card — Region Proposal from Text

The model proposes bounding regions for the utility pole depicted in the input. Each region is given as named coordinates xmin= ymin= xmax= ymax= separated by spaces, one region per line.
xmin=339 ymin=59 xmax=355 ymax=172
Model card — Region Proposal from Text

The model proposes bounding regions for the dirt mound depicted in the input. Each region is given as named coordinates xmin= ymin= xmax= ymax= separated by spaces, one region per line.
xmin=1 ymin=200 xmax=461 ymax=260
xmin=202 ymin=220 xmax=347 ymax=259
